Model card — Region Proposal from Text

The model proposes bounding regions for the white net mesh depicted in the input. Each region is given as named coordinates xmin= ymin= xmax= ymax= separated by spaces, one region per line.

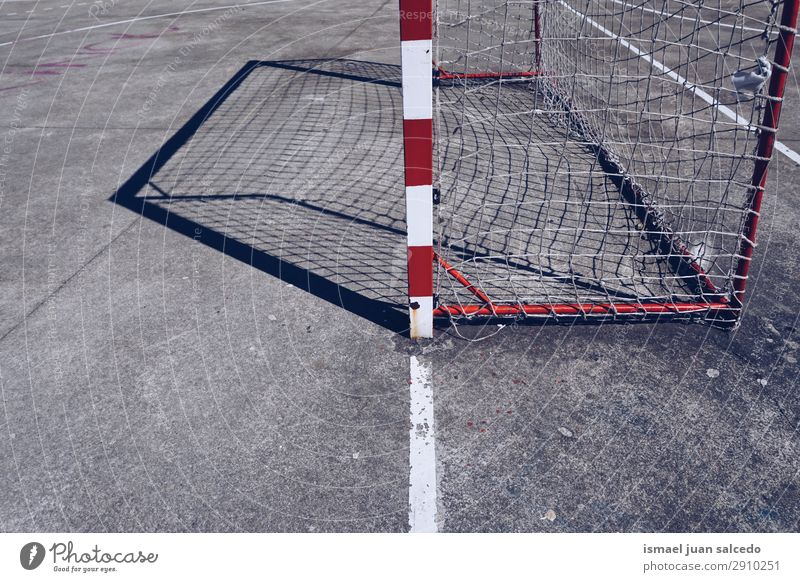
xmin=433 ymin=0 xmax=788 ymax=322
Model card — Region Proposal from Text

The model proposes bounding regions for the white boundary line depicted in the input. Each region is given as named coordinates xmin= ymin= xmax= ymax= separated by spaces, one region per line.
xmin=558 ymin=0 xmax=800 ymax=166
xmin=409 ymin=355 xmax=437 ymax=533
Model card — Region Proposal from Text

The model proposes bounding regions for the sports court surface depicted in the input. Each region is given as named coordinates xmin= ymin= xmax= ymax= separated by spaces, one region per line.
xmin=1 ymin=0 xmax=799 ymax=532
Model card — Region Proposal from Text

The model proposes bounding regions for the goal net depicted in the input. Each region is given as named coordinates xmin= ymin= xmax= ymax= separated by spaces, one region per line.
xmin=399 ymin=0 xmax=798 ymax=337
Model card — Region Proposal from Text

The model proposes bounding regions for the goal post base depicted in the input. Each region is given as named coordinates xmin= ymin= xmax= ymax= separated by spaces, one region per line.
xmin=433 ymin=302 xmax=742 ymax=328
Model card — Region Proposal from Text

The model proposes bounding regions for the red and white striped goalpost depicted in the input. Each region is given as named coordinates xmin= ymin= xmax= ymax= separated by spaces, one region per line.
xmin=400 ymin=0 xmax=434 ymax=339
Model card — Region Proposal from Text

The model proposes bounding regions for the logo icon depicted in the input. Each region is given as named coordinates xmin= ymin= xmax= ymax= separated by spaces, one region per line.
xmin=20 ymin=542 xmax=46 ymax=570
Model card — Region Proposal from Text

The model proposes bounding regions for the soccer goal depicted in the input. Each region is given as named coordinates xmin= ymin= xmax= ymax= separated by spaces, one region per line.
xmin=399 ymin=0 xmax=798 ymax=338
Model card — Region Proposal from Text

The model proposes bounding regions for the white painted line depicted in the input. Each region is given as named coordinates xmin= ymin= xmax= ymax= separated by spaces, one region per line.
xmin=409 ymin=355 xmax=437 ymax=533
xmin=559 ymin=0 xmax=800 ymax=167
xmin=0 ymin=0 xmax=297 ymax=48
xmin=775 ymin=141 xmax=800 ymax=164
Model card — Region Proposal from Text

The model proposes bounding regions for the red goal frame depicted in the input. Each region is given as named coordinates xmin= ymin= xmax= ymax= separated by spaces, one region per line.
xmin=399 ymin=0 xmax=800 ymax=338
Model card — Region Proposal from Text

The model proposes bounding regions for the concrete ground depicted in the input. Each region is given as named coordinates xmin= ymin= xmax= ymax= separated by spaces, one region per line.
xmin=0 ymin=0 xmax=798 ymax=533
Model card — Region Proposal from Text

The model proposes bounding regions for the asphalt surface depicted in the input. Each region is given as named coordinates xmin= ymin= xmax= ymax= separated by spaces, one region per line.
xmin=0 ymin=0 xmax=798 ymax=532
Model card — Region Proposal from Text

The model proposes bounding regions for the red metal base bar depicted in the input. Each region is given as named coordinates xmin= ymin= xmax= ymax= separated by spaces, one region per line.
xmin=433 ymin=302 xmax=733 ymax=318
xmin=434 ymin=62 xmax=542 ymax=81
xmin=437 ymin=69 xmax=543 ymax=81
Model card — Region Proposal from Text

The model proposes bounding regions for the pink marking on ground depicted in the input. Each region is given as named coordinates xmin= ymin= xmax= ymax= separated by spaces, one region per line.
xmin=38 ymin=62 xmax=87 ymax=68
xmin=0 ymin=80 xmax=44 ymax=92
